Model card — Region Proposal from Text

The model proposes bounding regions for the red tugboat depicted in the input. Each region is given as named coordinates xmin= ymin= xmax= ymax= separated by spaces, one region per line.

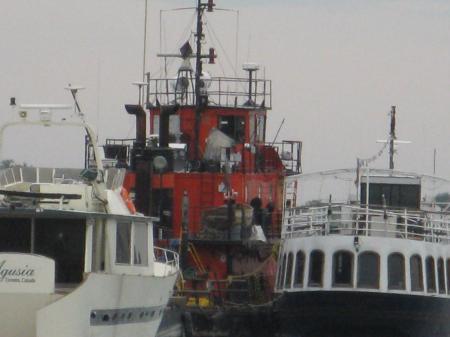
xmin=102 ymin=1 xmax=301 ymax=335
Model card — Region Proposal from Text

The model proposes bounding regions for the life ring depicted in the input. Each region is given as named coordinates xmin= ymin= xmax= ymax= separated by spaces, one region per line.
xmin=121 ymin=188 xmax=136 ymax=214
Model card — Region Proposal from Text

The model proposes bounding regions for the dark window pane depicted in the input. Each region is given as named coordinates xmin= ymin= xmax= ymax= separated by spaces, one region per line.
xmin=426 ymin=256 xmax=436 ymax=293
xmin=360 ymin=183 xmax=420 ymax=209
xmin=410 ymin=255 xmax=424 ymax=291
xmin=293 ymin=251 xmax=305 ymax=287
xmin=333 ymin=251 xmax=353 ymax=287
xmin=357 ymin=252 xmax=379 ymax=289
xmin=308 ymin=250 xmax=324 ymax=287
xmin=116 ymin=222 xmax=131 ymax=264
xmin=218 ymin=116 xmax=246 ymax=142
xmin=438 ymin=258 xmax=446 ymax=294
xmin=0 ymin=218 xmax=31 ymax=253
xmin=285 ymin=253 xmax=294 ymax=288
xmin=35 ymin=218 xmax=86 ymax=283
xmin=388 ymin=253 xmax=405 ymax=290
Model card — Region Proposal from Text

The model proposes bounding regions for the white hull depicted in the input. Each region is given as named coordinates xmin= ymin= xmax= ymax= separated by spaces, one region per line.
xmin=0 ymin=271 xmax=177 ymax=337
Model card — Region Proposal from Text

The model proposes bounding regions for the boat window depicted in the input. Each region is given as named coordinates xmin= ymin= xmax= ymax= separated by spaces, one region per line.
xmin=438 ymin=258 xmax=445 ymax=294
xmin=357 ymin=252 xmax=379 ymax=289
xmin=426 ymin=256 xmax=436 ymax=293
xmin=152 ymin=115 xmax=159 ymax=134
xmin=293 ymin=251 xmax=305 ymax=288
xmin=35 ymin=218 xmax=86 ymax=284
xmin=116 ymin=222 xmax=131 ymax=264
xmin=256 ymin=115 xmax=265 ymax=143
xmin=133 ymin=222 xmax=148 ymax=266
xmin=360 ymin=183 xmax=420 ymax=209
xmin=218 ymin=115 xmax=245 ymax=142
xmin=410 ymin=255 xmax=424 ymax=291
xmin=388 ymin=253 xmax=405 ymax=290
xmin=447 ymin=259 xmax=450 ymax=295
xmin=308 ymin=250 xmax=324 ymax=287
xmin=0 ymin=218 xmax=31 ymax=253
xmin=333 ymin=251 xmax=353 ymax=287
xmin=249 ymin=114 xmax=255 ymax=143
xmin=285 ymin=252 xmax=294 ymax=288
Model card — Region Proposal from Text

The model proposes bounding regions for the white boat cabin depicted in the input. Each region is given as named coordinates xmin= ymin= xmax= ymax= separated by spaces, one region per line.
xmin=277 ymin=172 xmax=450 ymax=297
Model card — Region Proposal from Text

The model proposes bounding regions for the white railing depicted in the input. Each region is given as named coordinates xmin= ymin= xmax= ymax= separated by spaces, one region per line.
xmin=153 ymin=246 xmax=180 ymax=271
xmin=0 ymin=166 xmax=124 ymax=190
xmin=283 ymin=204 xmax=450 ymax=244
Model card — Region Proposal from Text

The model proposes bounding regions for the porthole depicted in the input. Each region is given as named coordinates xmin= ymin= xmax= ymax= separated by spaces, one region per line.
xmin=102 ymin=314 xmax=110 ymax=322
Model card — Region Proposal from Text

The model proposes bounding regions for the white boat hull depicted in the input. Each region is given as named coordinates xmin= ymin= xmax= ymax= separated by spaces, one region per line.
xmin=0 ymin=272 xmax=178 ymax=337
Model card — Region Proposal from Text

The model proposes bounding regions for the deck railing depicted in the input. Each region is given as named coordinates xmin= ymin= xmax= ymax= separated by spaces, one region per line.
xmin=147 ymin=77 xmax=272 ymax=109
xmin=0 ymin=166 xmax=124 ymax=190
xmin=282 ymin=204 xmax=450 ymax=244
xmin=154 ymin=246 xmax=180 ymax=271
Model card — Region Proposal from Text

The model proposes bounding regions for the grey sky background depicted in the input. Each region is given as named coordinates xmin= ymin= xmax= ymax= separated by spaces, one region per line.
xmin=0 ymin=0 xmax=449 ymax=178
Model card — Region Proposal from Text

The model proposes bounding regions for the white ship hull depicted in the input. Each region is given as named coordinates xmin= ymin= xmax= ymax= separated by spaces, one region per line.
xmin=0 ymin=270 xmax=177 ymax=337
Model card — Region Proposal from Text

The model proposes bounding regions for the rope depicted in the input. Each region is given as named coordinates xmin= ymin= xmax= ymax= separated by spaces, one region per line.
xmin=357 ymin=135 xmax=391 ymax=167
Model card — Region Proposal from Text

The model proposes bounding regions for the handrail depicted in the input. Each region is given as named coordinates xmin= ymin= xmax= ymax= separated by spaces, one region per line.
xmin=153 ymin=246 xmax=180 ymax=270
xmin=282 ymin=204 xmax=450 ymax=244
xmin=0 ymin=166 xmax=124 ymax=190
xmin=147 ymin=77 xmax=272 ymax=109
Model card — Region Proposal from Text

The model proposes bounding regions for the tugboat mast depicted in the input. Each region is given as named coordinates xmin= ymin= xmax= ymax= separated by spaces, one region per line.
xmin=194 ymin=0 xmax=215 ymax=163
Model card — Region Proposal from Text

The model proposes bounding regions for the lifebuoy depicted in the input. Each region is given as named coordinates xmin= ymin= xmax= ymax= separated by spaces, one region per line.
xmin=121 ymin=188 xmax=136 ymax=214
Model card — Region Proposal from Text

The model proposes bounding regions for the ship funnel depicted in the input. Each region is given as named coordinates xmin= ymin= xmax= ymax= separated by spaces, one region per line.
xmin=125 ymin=104 xmax=147 ymax=147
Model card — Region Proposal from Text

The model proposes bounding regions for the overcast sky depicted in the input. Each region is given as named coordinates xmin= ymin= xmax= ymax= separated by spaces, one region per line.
xmin=1 ymin=0 xmax=449 ymax=178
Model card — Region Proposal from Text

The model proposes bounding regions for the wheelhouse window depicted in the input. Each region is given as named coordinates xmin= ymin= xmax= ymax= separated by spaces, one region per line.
xmin=438 ymin=258 xmax=446 ymax=294
xmin=410 ymin=255 xmax=424 ymax=292
xmin=133 ymin=222 xmax=148 ymax=266
xmin=360 ymin=183 xmax=420 ymax=209
xmin=218 ymin=115 xmax=245 ymax=142
xmin=293 ymin=251 xmax=305 ymax=288
xmin=285 ymin=253 xmax=294 ymax=288
xmin=308 ymin=250 xmax=324 ymax=287
xmin=256 ymin=115 xmax=265 ymax=143
xmin=116 ymin=221 xmax=149 ymax=266
xmin=388 ymin=253 xmax=405 ymax=290
xmin=333 ymin=251 xmax=353 ymax=287
xmin=426 ymin=256 xmax=436 ymax=293
xmin=116 ymin=222 xmax=131 ymax=264
xmin=357 ymin=252 xmax=379 ymax=289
